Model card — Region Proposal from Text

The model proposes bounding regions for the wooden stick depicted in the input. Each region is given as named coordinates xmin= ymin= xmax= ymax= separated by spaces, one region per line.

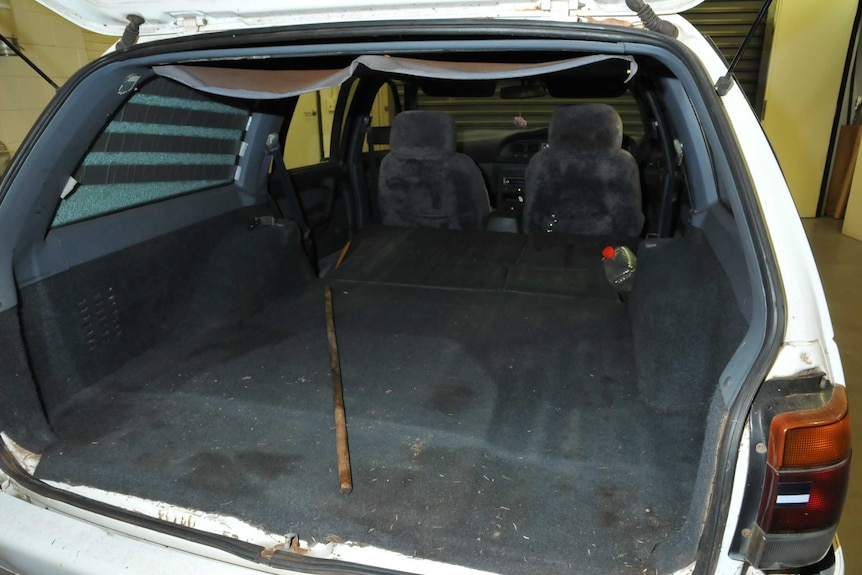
xmin=325 ymin=285 xmax=353 ymax=494
xmin=334 ymin=240 xmax=351 ymax=270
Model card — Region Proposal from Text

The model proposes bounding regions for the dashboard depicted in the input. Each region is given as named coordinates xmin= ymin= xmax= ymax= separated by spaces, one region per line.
xmin=461 ymin=128 xmax=550 ymax=213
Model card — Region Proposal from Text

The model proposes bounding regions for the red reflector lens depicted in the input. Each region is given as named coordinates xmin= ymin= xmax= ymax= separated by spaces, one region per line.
xmin=757 ymin=460 xmax=851 ymax=533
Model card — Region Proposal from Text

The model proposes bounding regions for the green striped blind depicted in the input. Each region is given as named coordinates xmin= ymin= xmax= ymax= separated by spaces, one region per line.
xmin=53 ymin=78 xmax=250 ymax=227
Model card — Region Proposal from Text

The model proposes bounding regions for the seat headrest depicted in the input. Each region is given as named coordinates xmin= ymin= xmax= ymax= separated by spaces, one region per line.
xmin=389 ymin=111 xmax=457 ymax=159
xmin=548 ymin=104 xmax=623 ymax=154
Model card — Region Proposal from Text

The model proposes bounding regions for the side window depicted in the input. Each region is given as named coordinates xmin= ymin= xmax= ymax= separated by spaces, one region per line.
xmin=284 ymin=87 xmax=341 ymax=169
xmin=52 ymin=78 xmax=250 ymax=227
xmin=364 ymin=81 xmax=397 ymax=153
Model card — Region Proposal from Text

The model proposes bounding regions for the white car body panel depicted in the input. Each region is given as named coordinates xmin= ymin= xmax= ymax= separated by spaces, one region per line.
xmin=35 ymin=0 xmax=704 ymax=38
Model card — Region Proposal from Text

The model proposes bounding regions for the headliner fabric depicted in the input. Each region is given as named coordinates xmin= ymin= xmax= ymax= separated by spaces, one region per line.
xmin=154 ymin=54 xmax=637 ymax=100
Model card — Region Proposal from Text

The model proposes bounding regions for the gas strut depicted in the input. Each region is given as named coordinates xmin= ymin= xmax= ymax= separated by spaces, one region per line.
xmin=0 ymin=13 xmax=145 ymax=90
xmin=716 ymin=0 xmax=774 ymax=96
xmin=0 ymin=32 xmax=58 ymax=90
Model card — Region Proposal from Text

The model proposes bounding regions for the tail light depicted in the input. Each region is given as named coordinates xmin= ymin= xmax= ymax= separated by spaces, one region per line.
xmin=733 ymin=379 xmax=851 ymax=570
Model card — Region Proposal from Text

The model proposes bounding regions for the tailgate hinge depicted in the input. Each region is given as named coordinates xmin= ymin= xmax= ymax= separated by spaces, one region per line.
xmin=173 ymin=13 xmax=208 ymax=34
xmin=534 ymin=1 xmax=574 ymax=16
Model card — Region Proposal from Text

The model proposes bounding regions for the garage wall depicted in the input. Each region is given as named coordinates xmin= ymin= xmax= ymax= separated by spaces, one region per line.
xmin=683 ymin=0 xmax=766 ymax=107
xmin=760 ymin=0 xmax=858 ymax=218
xmin=0 ymin=0 xmax=114 ymax=156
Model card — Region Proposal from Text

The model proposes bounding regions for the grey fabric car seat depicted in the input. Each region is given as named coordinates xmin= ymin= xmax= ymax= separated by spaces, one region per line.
xmin=378 ymin=110 xmax=490 ymax=230
xmin=523 ymin=104 xmax=644 ymax=236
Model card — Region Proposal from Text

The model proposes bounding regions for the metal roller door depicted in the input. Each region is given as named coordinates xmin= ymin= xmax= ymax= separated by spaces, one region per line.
xmin=684 ymin=0 xmax=767 ymax=105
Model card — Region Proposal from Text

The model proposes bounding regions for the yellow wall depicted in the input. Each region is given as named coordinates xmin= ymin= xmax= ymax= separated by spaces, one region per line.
xmin=285 ymin=92 xmax=326 ymax=169
xmin=0 ymin=0 xmax=114 ymax=156
xmin=760 ymin=0 xmax=858 ymax=217
xmin=284 ymin=84 xmax=394 ymax=170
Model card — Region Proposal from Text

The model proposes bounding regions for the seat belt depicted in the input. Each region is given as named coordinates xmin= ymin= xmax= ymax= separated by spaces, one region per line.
xmin=363 ymin=115 xmax=381 ymax=223
xmin=264 ymin=132 xmax=316 ymax=266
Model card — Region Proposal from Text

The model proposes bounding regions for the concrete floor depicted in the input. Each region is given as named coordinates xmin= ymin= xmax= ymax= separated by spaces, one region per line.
xmin=802 ymin=217 xmax=861 ymax=574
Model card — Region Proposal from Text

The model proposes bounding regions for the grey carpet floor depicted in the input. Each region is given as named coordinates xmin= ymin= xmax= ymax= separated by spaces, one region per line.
xmin=35 ymin=278 xmax=707 ymax=575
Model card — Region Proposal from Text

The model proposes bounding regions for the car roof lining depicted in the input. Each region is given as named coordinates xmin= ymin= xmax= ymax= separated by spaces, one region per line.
xmin=153 ymin=54 xmax=637 ymax=100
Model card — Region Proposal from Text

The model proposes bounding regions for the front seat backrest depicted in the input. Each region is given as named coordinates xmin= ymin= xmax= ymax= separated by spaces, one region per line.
xmin=523 ymin=104 xmax=643 ymax=236
xmin=378 ymin=111 xmax=490 ymax=230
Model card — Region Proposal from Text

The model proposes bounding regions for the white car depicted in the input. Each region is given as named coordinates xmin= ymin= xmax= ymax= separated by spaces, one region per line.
xmin=0 ymin=1 xmax=850 ymax=574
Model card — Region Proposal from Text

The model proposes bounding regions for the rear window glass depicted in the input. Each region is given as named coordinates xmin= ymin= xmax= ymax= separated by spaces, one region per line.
xmin=52 ymin=78 xmax=250 ymax=227
xmin=406 ymin=80 xmax=643 ymax=143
